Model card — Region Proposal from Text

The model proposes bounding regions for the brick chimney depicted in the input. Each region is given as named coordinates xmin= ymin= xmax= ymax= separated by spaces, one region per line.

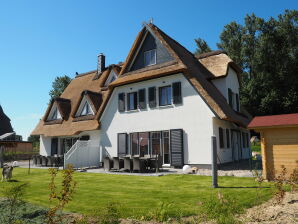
xmin=97 ymin=53 xmax=105 ymax=75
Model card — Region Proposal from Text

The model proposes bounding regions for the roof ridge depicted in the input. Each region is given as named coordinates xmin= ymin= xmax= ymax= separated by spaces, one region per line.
xmin=196 ymin=50 xmax=227 ymax=59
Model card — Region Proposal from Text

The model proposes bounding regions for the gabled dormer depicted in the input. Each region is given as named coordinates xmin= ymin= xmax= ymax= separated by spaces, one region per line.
xmin=44 ymin=98 xmax=71 ymax=125
xmin=48 ymin=104 xmax=62 ymax=120
xmin=104 ymin=69 xmax=118 ymax=86
xmin=75 ymin=97 xmax=94 ymax=117
xmin=73 ymin=90 xmax=102 ymax=121
xmin=125 ymin=26 xmax=174 ymax=73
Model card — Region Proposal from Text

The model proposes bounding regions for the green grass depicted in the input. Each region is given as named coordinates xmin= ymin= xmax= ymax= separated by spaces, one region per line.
xmin=0 ymin=168 xmax=273 ymax=219
xmin=251 ymin=142 xmax=261 ymax=153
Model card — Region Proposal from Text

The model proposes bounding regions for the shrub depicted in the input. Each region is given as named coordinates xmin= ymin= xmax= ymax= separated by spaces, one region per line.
xmin=197 ymin=192 xmax=241 ymax=224
xmin=0 ymin=183 xmax=28 ymax=224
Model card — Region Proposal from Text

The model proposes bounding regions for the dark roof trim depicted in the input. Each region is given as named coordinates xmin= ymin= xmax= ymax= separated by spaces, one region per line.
xmin=195 ymin=50 xmax=227 ymax=59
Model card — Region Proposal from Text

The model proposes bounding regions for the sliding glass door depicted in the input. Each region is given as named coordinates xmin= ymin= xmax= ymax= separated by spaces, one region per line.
xmin=162 ymin=131 xmax=170 ymax=164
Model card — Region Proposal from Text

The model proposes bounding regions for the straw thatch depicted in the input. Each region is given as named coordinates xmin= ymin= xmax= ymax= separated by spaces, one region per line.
xmin=197 ymin=50 xmax=242 ymax=80
xmin=107 ymin=23 xmax=250 ymax=127
xmin=31 ymin=66 xmax=121 ymax=137
xmin=32 ymin=23 xmax=250 ymax=137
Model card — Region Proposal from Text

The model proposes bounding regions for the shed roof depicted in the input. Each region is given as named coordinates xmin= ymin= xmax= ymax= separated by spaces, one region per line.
xmin=248 ymin=113 xmax=298 ymax=129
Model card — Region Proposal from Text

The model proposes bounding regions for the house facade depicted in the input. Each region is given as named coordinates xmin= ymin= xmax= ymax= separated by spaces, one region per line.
xmin=32 ymin=23 xmax=251 ymax=168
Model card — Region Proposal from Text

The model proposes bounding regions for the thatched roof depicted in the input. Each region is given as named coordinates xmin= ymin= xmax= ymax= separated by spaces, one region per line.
xmin=32 ymin=23 xmax=250 ymax=137
xmin=31 ymin=65 xmax=121 ymax=137
xmin=196 ymin=50 xmax=242 ymax=80
xmin=0 ymin=105 xmax=13 ymax=136
xmin=108 ymin=24 xmax=250 ymax=127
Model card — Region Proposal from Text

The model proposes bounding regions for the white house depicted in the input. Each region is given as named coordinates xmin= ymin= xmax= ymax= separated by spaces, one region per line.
xmin=32 ymin=23 xmax=251 ymax=168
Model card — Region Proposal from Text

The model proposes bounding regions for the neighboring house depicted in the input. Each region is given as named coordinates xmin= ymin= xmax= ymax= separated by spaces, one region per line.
xmin=0 ymin=105 xmax=13 ymax=136
xmin=0 ymin=105 xmax=33 ymax=162
xmin=248 ymin=113 xmax=298 ymax=180
xmin=32 ymin=23 xmax=251 ymax=168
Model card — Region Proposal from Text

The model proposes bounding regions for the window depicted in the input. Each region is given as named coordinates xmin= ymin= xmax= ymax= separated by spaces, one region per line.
xmin=144 ymin=49 xmax=156 ymax=66
xmin=118 ymin=93 xmax=125 ymax=112
xmin=48 ymin=106 xmax=62 ymax=121
xmin=219 ymin=128 xmax=224 ymax=148
xmin=162 ymin=131 xmax=170 ymax=164
xmin=148 ymin=87 xmax=156 ymax=108
xmin=138 ymin=89 xmax=146 ymax=109
xmin=228 ymin=88 xmax=233 ymax=107
xmin=80 ymin=101 xmax=93 ymax=116
xmin=242 ymin=132 xmax=246 ymax=148
xmin=139 ymin=132 xmax=150 ymax=156
xmin=226 ymin=129 xmax=230 ymax=148
xmin=236 ymin=94 xmax=240 ymax=112
xmin=151 ymin=132 xmax=161 ymax=156
xmin=127 ymin=92 xmax=138 ymax=111
xmin=118 ymin=133 xmax=128 ymax=157
xmin=130 ymin=133 xmax=139 ymax=156
xmin=159 ymin=86 xmax=172 ymax=106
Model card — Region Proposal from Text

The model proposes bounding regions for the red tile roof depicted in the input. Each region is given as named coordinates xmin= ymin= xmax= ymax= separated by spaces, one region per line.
xmin=248 ymin=113 xmax=298 ymax=128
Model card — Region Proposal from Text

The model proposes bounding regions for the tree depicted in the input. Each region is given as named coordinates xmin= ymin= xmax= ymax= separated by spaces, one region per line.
xmin=194 ymin=38 xmax=212 ymax=56
xmin=49 ymin=75 xmax=72 ymax=101
xmin=216 ymin=10 xmax=298 ymax=116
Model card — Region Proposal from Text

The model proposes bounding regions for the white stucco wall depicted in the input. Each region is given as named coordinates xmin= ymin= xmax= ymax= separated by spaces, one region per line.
xmin=212 ymin=67 xmax=240 ymax=111
xmin=40 ymin=135 xmax=51 ymax=156
xmin=39 ymin=130 xmax=100 ymax=156
xmin=212 ymin=118 xmax=251 ymax=164
xmin=100 ymin=73 xmax=216 ymax=165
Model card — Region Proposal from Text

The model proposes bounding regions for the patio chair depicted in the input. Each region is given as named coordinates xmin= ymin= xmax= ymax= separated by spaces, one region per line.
xmin=47 ymin=156 xmax=54 ymax=167
xmin=123 ymin=157 xmax=133 ymax=172
xmin=149 ymin=155 xmax=163 ymax=171
xmin=41 ymin=156 xmax=48 ymax=166
xmin=103 ymin=157 xmax=113 ymax=171
xmin=112 ymin=157 xmax=124 ymax=170
xmin=35 ymin=155 xmax=41 ymax=166
xmin=133 ymin=157 xmax=146 ymax=173
xmin=32 ymin=155 xmax=37 ymax=165
xmin=51 ymin=157 xmax=59 ymax=167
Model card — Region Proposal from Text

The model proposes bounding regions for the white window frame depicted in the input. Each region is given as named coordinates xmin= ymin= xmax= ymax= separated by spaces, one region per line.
xmin=144 ymin=49 xmax=157 ymax=67
xmin=47 ymin=104 xmax=62 ymax=121
xmin=75 ymin=96 xmax=95 ymax=117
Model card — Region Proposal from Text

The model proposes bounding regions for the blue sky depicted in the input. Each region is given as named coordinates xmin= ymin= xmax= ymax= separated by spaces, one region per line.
xmin=0 ymin=0 xmax=297 ymax=140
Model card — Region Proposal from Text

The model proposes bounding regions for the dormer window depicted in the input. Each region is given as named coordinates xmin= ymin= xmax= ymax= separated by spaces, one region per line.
xmin=104 ymin=70 xmax=118 ymax=86
xmin=80 ymin=101 xmax=93 ymax=116
xmin=47 ymin=105 xmax=62 ymax=121
xmin=75 ymin=96 xmax=95 ymax=117
xmin=144 ymin=49 xmax=156 ymax=66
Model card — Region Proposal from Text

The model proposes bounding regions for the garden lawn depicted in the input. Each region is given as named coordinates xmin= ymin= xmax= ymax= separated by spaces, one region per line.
xmin=0 ymin=168 xmax=273 ymax=219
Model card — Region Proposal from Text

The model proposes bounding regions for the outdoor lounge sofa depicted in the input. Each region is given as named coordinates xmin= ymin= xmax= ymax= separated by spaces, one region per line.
xmin=112 ymin=157 xmax=124 ymax=170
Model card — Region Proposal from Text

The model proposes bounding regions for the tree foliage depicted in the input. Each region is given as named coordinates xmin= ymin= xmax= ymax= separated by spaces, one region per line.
xmin=49 ymin=75 xmax=72 ymax=101
xmin=217 ymin=10 xmax=298 ymax=116
xmin=194 ymin=38 xmax=212 ymax=56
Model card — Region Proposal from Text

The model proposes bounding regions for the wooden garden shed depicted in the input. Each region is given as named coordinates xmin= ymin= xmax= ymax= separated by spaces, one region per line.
xmin=248 ymin=113 xmax=298 ymax=180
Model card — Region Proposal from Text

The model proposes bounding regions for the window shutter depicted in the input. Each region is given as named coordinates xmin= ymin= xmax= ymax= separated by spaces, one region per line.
xmin=117 ymin=133 xmax=128 ymax=157
xmin=228 ymin=88 xmax=233 ymax=106
xmin=219 ymin=128 xmax=224 ymax=148
xmin=133 ymin=92 xmax=138 ymax=110
xmin=148 ymin=87 xmax=156 ymax=108
xmin=236 ymin=94 xmax=240 ymax=111
xmin=138 ymin=89 xmax=146 ymax=109
xmin=226 ymin=129 xmax=230 ymax=148
xmin=170 ymin=129 xmax=184 ymax=168
xmin=118 ymin=93 xmax=125 ymax=112
xmin=172 ymin=82 xmax=182 ymax=104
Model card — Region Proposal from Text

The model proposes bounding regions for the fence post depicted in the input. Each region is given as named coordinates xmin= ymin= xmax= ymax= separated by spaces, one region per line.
xmin=211 ymin=136 xmax=218 ymax=188
xmin=0 ymin=145 xmax=4 ymax=168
